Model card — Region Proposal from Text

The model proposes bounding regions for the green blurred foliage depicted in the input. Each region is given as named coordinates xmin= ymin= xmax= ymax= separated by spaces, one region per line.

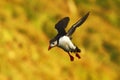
xmin=0 ymin=0 xmax=120 ymax=80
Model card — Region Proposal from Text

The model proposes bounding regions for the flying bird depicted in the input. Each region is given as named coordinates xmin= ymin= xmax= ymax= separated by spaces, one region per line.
xmin=48 ymin=12 xmax=90 ymax=61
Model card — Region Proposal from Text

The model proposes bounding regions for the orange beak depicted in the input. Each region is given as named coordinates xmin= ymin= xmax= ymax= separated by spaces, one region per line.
xmin=48 ymin=45 xmax=51 ymax=51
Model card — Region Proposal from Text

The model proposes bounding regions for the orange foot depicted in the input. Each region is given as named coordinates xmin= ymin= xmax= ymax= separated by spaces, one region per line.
xmin=70 ymin=55 xmax=74 ymax=61
xmin=67 ymin=52 xmax=74 ymax=61
xmin=75 ymin=53 xmax=81 ymax=59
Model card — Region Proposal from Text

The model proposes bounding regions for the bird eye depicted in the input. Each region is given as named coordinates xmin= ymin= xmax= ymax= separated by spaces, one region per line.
xmin=51 ymin=41 xmax=57 ymax=46
xmin=52 ymin=42 xmax=55 ymax=45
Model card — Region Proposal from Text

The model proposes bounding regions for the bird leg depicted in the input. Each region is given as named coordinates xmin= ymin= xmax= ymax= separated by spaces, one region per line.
xmin=75 ymin=53 xmax=81 ymax=59
xmin=67 ymin=52 xmax=74 ymax=61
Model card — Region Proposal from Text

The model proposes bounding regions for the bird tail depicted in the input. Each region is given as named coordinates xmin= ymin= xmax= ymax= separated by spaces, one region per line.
xmin=75 ymin=46 xmax=81 ymax=52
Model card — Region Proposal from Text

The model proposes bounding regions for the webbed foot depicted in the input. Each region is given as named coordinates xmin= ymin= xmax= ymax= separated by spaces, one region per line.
xmin=76 ymin=53 xmax=81 ymax=59
xmin=67 ymin=52 xmax=74 ymax=61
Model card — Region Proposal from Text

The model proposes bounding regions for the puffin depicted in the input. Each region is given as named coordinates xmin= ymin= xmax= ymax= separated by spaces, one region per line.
xmin=48 ymin=12 xmax=90 ymax=61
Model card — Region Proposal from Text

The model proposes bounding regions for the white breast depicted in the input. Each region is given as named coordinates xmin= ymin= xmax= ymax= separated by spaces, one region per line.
xmin=58 ymin=36 xmax=76 ymax=51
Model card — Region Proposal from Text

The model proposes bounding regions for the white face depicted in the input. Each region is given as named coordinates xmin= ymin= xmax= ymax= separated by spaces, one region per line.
xmin=50 ymin=40 xmax=57 ymax=47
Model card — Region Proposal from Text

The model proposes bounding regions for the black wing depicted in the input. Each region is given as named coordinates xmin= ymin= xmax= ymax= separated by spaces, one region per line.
xmin=55 ymin=17 xmax=70 ymax=35
xmin=66 ymin=12 xmax=90 ymax=36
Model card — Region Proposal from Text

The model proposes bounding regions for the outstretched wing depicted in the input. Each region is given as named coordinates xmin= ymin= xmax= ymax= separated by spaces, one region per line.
xmin=55 ymin=17 xmax=70 ymax=35
xmin=66 ymin=12 xmax=90 ymax=36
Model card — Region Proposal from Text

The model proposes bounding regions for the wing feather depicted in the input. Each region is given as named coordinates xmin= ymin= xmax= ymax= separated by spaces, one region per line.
xmin=55 ymin=17 xmax=70 ymax=35
xmin=66 ymin=12 xmax=90 ymax=36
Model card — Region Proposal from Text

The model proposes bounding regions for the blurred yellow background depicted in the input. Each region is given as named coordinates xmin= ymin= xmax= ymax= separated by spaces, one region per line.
xmin=0 ymin=0 xmax=120 ymax=80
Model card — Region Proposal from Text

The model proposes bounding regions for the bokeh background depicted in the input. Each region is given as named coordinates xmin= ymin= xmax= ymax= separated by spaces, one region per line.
xmin=0 ymin=0 xmax=120 ymax=80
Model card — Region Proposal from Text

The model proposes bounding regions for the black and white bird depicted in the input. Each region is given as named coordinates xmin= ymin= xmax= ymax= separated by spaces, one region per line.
xmin=48 ymin=12 xmax=90 ymax=61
